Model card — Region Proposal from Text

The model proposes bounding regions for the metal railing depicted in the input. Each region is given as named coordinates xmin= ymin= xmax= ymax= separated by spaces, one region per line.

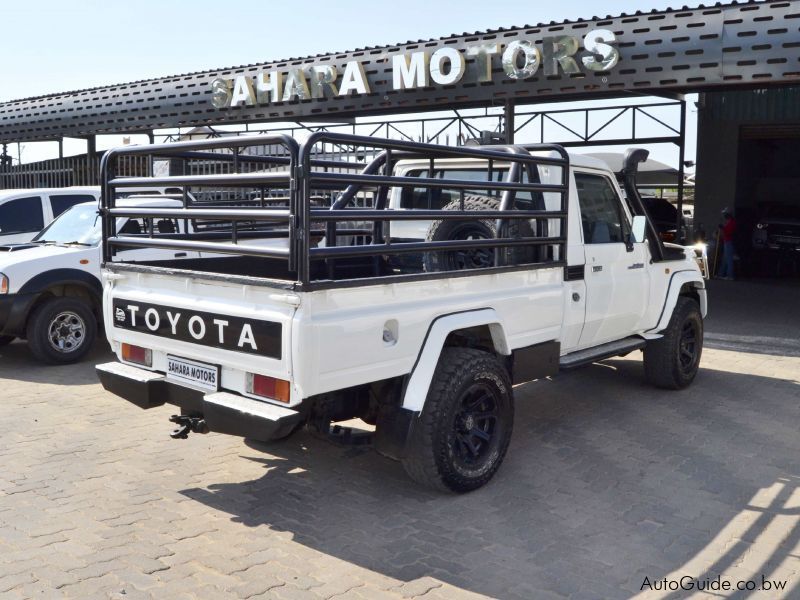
xmin=0 ymin=153 xmax=151 ymax=189
xmin=101 ymin=133 xmax=569 ymax=288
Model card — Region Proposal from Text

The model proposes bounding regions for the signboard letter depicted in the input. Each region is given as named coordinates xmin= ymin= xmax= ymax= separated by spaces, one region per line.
xmin=339 ymin=61 xmax=370 ymax=95
xmin=393 ymin=51 xmax=430 ymax=90
xmin=430 ymin=47 xmax=466 ymax=86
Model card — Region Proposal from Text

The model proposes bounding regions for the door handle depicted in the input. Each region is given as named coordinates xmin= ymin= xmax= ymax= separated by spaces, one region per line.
xmin=174 ymin=252 xmax=187 ymax=258
xmin=592 ymin=265 xmax=603 ymax=273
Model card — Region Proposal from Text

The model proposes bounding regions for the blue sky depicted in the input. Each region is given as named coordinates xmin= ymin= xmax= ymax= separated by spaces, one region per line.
xmin=2 ymin=0 xmax=697 ymax=166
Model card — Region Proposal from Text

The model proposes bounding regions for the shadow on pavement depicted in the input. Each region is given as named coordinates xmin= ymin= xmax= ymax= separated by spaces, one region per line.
xmin=180 ymin=357 xmax=800 ymax=599
xmin=0 ymin=339 xmax=114 ymax=386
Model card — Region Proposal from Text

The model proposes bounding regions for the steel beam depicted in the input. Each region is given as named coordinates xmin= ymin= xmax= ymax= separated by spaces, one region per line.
xmin=0 ymin=1 xmax=797 ymax=143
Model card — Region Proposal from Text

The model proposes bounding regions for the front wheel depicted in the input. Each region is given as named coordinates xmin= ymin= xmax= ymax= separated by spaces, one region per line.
xmin=26 ymin=297 xmax=97 ymax=364
xmin=402 ymin=347 xmax=514 ymax=493
xmin=643 ymin=297 xmax=703 ymax=389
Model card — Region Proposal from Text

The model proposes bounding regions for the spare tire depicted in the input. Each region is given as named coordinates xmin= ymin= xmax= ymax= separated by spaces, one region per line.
xmin=423 ymin=195 xmax=536 ymax=272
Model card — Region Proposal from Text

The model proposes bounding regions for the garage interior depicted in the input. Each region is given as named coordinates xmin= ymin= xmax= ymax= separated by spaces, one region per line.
xmin=696 ymin=86 xmax=800 ymax=279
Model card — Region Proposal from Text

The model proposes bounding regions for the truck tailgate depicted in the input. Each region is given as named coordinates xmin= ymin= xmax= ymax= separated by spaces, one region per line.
xmin=102 ymin=267 xmax=299 ymax=403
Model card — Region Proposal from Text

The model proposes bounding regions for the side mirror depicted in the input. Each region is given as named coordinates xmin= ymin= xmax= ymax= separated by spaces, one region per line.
xmin=631 ymin=215 xmax=647 ymax=244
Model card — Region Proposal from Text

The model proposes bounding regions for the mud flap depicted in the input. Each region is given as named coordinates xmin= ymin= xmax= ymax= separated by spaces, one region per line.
xmin=374 ymin=404 xmax=418 ymax=461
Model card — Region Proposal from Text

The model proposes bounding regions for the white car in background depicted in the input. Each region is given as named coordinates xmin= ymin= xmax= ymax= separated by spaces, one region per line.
xmin=0 ymin=197 xmax=196 ymax=363
xmin=0 ymin=187 xmax=100 ymax=245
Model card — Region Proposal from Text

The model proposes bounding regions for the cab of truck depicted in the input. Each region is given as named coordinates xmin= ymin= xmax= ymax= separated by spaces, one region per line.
xmin=0 ymin=187 xmax=100 ymax=246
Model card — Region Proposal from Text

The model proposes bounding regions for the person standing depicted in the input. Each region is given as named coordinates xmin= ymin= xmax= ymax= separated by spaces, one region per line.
xmin=717 ymin=208 xmax=737 ymax=280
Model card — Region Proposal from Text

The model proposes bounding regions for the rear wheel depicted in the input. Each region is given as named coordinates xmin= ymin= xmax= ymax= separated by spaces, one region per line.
xmin=0 ymin=335 xmax=14 ymax=347
xmin=26 ymin=297 xmax=97 ymax=364
xmin=402 ymin=347 xmax=514 ymax=493
xmin=643 ymin=297 xmax=703 ymax=389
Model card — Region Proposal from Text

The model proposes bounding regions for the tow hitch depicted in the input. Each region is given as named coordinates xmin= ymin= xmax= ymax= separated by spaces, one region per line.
xmin=169 ymin=415 xmax=209 ymax=439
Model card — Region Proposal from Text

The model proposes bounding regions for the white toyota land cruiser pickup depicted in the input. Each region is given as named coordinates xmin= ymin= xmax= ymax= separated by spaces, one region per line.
xmin=95 ymin=133 xmax=707 ymax=492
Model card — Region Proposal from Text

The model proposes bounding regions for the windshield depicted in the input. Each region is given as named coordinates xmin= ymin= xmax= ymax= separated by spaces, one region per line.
xmin=33 ymin=204 xmax=101 ymax=245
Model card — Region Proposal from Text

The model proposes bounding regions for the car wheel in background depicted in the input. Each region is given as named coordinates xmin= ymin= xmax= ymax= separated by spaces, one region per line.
xmin=26 ymin=297 xmax=97 ymax=364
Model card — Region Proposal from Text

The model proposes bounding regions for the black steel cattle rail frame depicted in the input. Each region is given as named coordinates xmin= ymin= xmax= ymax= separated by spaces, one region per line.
xmin=100 ymin=132 xmax=569 ymax=288
xmin=100 ymin=134 xmax=302 ymax=269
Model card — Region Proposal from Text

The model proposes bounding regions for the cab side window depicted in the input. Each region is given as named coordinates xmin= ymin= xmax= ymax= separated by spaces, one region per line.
xmin=0 ymin=197 xmax=44 ymax=234
xmin=50 ymin=194 xmax=96 ymax=218
xmin=575 ymin=174 xmax=626 ymax=244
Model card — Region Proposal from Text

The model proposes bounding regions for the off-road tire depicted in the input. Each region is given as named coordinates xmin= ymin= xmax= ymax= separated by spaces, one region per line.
xmin=643 ymin=296 xmax=703 ymax=389
xmin=26 ymin=297 xmax=97 ymax=364
xmin=423 ymin=195 xmax=536 ymax=272
xmin=402 ymin=347 xmax=514 ymax=493
xmin=0 ymin=335 xmax=14 ymax=346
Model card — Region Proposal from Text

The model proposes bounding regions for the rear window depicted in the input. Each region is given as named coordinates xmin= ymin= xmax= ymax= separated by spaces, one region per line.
xmin=0 ymin=196 xmax=44 ymax=235
xmin=118 ymin=217 xmax=180 ymax=235
xmin=400 ymin=168 xmax=544 ymax=211
xmin=50 ymin=194 xmax=96 ymax=218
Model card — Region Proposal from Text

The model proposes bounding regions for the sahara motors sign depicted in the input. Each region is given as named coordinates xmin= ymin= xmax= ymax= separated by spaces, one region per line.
xmin=210 ymin=29 xmax=620 ymax=109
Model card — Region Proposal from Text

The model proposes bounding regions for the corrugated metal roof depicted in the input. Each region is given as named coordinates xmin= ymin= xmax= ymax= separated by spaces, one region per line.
xmin=705 ymin=86 xmax=800 ymax=122
xmin=4 ymin=0 xmax=781 ymax=105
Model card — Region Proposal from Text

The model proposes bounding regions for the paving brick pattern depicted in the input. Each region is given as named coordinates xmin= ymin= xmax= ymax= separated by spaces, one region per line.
xmin=1 ymin=337 xmax=799 ymax=599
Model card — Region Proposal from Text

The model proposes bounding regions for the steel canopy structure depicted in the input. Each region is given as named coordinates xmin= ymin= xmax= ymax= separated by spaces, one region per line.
xmin=0 ymin=0 xmax=798 ymax=144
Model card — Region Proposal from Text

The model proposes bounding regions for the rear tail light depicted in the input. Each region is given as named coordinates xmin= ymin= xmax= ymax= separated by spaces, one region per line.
xmin=247 ymin=373 xmax=291 ymax=403
xmin=122 ymin=343 xmax=152 ymax=367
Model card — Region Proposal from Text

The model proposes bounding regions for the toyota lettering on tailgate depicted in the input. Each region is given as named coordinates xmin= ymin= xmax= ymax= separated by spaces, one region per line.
xmin=112 ymin=299 xmax=281 ymax=359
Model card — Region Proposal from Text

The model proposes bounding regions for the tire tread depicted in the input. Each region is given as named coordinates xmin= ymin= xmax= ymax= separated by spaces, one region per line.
xmin=402 ymin=347 xmax=513 ymax=492
xmin=643 ymin=296 xmax=702 ymax=390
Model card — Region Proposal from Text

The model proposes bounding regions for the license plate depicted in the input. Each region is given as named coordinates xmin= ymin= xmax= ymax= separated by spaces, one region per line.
xmin=166 ymin=355 xmax=219 ymax=392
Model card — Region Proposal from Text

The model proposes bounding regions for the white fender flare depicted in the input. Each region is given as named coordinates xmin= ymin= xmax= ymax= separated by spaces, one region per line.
xmin=401 ymin=308 xmax=509 ymax=412
xmin=649 ymin=270 xmax=707 ymax=334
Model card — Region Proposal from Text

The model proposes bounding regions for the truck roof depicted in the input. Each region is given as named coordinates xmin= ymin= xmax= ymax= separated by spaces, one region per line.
xmin=76 ymin=196 xmax=185 ymax=209
xmin=394 ymin=151 xmax=612 ymax=172
xmin=0 ymin=186 xmax=99 ymax=197
xmin=529 ymin=150 xmax=611 ymax=171
xmin=567 ymin=153 xmax=614 ymax=171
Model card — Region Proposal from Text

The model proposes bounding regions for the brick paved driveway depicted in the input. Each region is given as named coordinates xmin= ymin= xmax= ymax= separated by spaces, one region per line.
xmin=1 ymin=290 xmax=799 ymax=598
